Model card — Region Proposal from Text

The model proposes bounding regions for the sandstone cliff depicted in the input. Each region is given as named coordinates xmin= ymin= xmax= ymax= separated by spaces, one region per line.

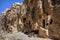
xmin=0 ymin=0 xmax=60 ymax=40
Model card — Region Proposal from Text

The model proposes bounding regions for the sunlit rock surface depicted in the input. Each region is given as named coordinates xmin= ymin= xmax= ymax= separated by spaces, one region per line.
xmin=0 ymin=0 xmax=60 ymax=40
xmin=0 ymin=32 xmax=52 ymax=40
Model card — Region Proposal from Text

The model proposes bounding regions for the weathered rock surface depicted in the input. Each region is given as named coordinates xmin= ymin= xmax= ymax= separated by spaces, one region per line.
xmin=0 ymin=0 xmax=60 ymax=40
xmin=0 ymin=32 xmax=52 ymax=40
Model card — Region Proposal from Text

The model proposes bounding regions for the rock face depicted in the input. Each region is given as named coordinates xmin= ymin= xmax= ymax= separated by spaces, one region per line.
xmin=48 ymin=1 xmax=60 ymax=39
xmin=0 ymin=0 xmax=60 ymax=40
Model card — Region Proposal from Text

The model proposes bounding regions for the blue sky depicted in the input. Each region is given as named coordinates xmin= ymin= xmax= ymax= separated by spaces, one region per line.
xmin=0 ymin=0 xmax=23 ymax=13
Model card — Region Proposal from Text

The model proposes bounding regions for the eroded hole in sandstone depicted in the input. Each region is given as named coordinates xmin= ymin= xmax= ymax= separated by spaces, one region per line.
xmin=42 ymin=20 xmax=45 ymax=28
xmin=31 ymin=7 xmax=35 ymax=13
xmin=51 ymin=0 xmax=60 ymax=6
xmin=50 ymin=19 xmax=53 ymax=24
xmin=51 ymin=0 xmax=56 ymax=6
xmin=27 ymin=6 xmax=30 ymax=12
xmin=24 ymin=31 xmax=29 ymax=35
xmin=39 ymin=15 xmax=42 ymax=19
xmin=28 ymin=21 xmax=32 ymax=29
xmin=23 ymin=18 xmax=26 ymax=23
xmin=46 ymin=19 xmax=53 ymax=26
xmin=31 ymin=30 xmax=39 ymax=34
